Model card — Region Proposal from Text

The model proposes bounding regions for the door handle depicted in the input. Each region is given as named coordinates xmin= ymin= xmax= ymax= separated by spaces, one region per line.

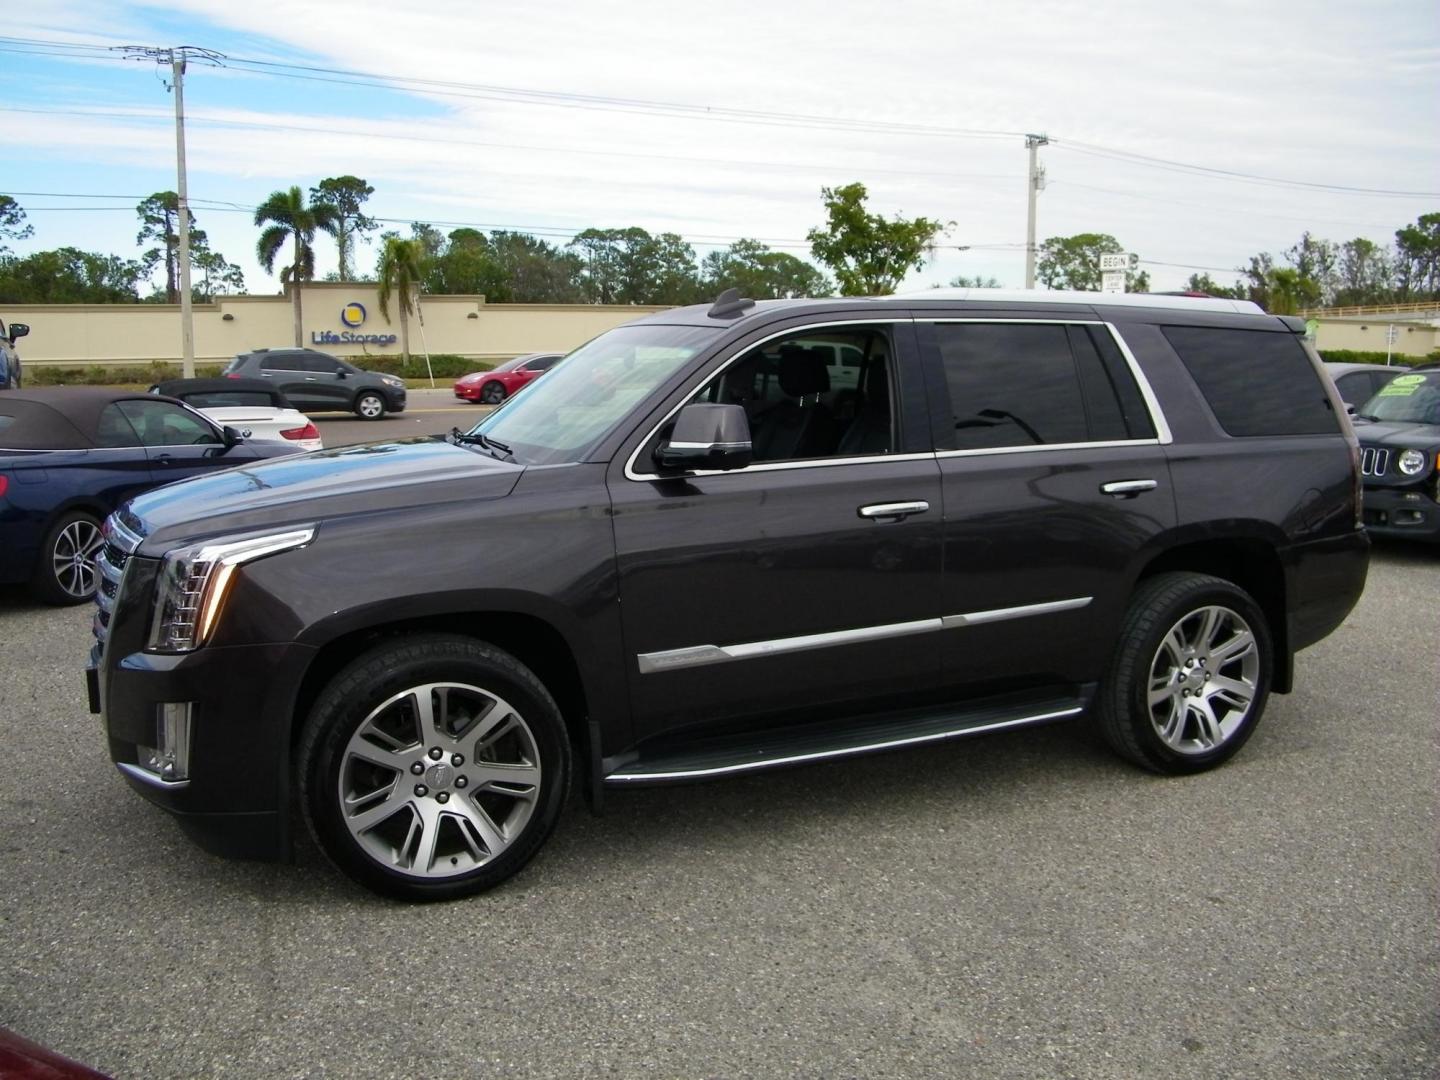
xmin=1101 ymin=479 xmax=1157 ymax=497
xmin=156 ymin=453 xmax=173 ymax=465
xmin=859 ymin=501 xmax=930 ymax=521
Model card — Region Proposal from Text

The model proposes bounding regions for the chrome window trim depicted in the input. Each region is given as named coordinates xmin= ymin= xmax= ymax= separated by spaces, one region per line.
xmin=637 ymin=596 xmax=1092 ymax=674
xmin=935 ymin=438 xmax=1162 ymax=460
xmin=605 ymin=706 xmax=1084 ymax=782
xmin=921 ymin=317 xmax=1173 ymax=446
xmin=623 ymin=317 xmax=914 ymax=483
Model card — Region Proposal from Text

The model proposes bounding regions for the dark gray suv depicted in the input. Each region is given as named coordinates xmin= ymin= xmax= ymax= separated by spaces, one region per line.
xmin=89 ymin=288 xmax=1368 ymax=901
xmin=223 ymin=348 xmax=406 ymax=419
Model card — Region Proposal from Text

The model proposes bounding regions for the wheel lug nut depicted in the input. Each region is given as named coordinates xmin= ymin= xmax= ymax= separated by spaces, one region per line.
xmin=429 ymin=747 xmax=443 ymax=760
xmin=455 ymin=776 xmax=468 ymax=789
xmin=411 ymin=762 xmax=424 ymax=775
xmin=436 ymin=792 xmax=450 ymax=804
xmin=451 ymin=753 xmax=464 ymax=766
xmin=414 ymin=784 xmax=429 ymax=797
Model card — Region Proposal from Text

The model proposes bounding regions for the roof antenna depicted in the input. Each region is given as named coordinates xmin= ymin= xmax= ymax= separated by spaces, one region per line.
xmin=708 ymin=288 xmax=756 ymax=319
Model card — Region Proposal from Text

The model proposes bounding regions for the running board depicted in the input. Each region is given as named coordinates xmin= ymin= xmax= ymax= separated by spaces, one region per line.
xmin=603 ymin=693 xmax=1085 ymax=785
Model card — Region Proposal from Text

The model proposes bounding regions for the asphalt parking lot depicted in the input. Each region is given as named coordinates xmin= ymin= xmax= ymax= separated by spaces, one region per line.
xmin=314 ymin=386 xmax=491 ymax=448
xmin=1 ymin=540 xmax=1436 ymax=1079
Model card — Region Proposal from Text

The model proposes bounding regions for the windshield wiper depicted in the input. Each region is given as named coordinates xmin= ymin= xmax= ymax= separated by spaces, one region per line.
xmin=449 ymin=427 xmax=516 ymax=462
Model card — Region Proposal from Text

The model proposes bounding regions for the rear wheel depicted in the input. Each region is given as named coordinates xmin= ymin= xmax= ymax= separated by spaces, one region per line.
xmin=31 ymin=510 xmax=103 ymax=605
xmin=299 ymin=635 xmax=571 ymax=901
xmin=1095 ymin=572 xmax=1272 ymax=774
xmin=480 ymin=382 xmax=507 ymax=405
xmin=355 ymin=391 xmax=387 ymax=420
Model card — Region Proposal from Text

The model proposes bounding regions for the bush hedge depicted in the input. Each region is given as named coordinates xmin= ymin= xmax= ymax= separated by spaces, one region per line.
xmin=1318 ymin=349 xmax=1440 ymax=367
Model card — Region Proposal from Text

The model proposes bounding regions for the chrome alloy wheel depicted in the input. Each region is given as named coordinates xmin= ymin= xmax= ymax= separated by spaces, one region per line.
xmin=338 ymin=682 xmax=543 ymax=878
xmin=356 ymin=393 xmax=385 ymax=419
xmin=1147 ymin=605 xmax=1260 ymax=755
xmin=52 ymin=518 xmax=103 ymax=599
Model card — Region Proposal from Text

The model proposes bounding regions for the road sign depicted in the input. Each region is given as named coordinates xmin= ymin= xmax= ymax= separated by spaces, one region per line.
xmin=1099 ymin=254 xmax=1129 ymax=272
xmin=1101 ymin=271 xmax=1126 ymax=294
xmin=1386 ymin=325 xmax=1399 ymax=344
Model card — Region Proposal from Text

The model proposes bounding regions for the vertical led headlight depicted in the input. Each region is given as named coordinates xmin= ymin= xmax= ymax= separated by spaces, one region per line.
xmin=148 ymin=527 xmax=315 ymax=652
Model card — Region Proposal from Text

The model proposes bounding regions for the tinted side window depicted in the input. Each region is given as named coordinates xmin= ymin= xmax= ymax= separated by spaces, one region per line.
xmin=96 ymin=404 xmax=142 ymax=448
xmin=1075 ymin=326 xmax=1156 ymax=440
xmin=527 ymin=355 xmax=560 ymax=372
xmin=183 ymin=391 xmax=275 ymax=408
xmin=261 ymin=353 xmax=305 ymax=371
xmin=302 ymin=354 xmax=343 ymax=374
xmin=935 ymin=323 xmax=1089 ymax=450
xmin=116 ymin=400 xmax=222 ymax=446
xmin=1162 ymin=326 xmax=1338 ymax=437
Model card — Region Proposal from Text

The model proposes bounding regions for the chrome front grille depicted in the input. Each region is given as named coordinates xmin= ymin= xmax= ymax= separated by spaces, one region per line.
xmin=1360 ymin=446 xmax=1390 ymax=477
xmin=93 ymin=513 xmax=144 ymax=654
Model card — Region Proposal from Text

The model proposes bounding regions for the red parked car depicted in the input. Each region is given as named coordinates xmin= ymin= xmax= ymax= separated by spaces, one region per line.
xmin=453 ymin=352 xmax=565 ymax=404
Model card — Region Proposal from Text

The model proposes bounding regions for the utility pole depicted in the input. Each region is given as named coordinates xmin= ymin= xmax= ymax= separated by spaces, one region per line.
xmin=172 ymin=55 xmax=194 ymax=377
xmin=1024 ymin=134 xmax=1049 ymax=289
xmin=117 ymin=45 xmax=225 ymax=377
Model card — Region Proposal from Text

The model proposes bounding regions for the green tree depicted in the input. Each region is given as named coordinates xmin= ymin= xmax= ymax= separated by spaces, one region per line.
xmin=1264 ymin=267 xmax=1322 ymax=314
xmin=568 ymin=227 xmax=701 ymax=304
xmin=1333 ymin=238 xmax=1394 ymax=306
xmin=0 ymin=196 xmax=34 ymax=253
xmin=1285 ymin=232 xmax=1338 ymax=305
xmin=1036 ymin=233 xmax=1146 ymax=292
xmin=191 ymin=239 xmax=246 ymax=301
xmin=487 ymin=231 xmax=584 ymax=302
xmin=0 ymin=248 xmax=143 ymax=303
xmin=377 ymin=235 xmax=426 ymax=367
xmin=806 ymin=183 xmax=948 ymax=295
xmin=1394 ymin=212 xmax=1440 ymax=299
xmin=424 ymin=228 xmax=509 ymax=297
xmin=700 ymin=239 xmax=832 ymax=298
xmin=1182 ymin=272 xmax=1247 ymax=299
xmin=254 ymin=186 xmax=339 ymax=347
xmin=135 ymin=191 xmax=196 ymax=304
xmin=947 ymin=274 xmax=1002 ymax=288
xmin=309 ymin=175 xmax=377 ymax=281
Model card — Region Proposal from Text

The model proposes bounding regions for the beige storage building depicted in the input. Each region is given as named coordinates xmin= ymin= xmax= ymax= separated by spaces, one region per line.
xmin=5 ymin=282 xmax=670 ymax=369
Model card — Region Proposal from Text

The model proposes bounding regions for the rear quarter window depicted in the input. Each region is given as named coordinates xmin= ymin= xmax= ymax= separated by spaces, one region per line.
xmin=1162 ymin=326 xmax=1339 ymax=437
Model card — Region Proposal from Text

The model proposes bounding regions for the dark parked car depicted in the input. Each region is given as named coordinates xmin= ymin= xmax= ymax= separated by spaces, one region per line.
xmin=1352 ymin=369 xmax=1440 ymax=540
xmin=0 ymin=388 xmax=299 ymax=604
xmin=1322 ymin=361 xmax=1405 ymax=410
xmin=222 ymin=348 xmax=406 ymax=419
xmin=453 ymin=352 xmax=565 ymax=404
xmin=88 ymin=289 xmax=1367 ymax=900
xmin=0 ymin=315 xmax=28 ymax=390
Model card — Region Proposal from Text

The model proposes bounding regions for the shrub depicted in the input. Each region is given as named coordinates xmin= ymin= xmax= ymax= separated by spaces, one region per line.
xmin=342 ymin=353 xmax=488 ymax=377
xmin=1317 ymin=349 xmax=1429 ymax=367
xmin=26 ymin=361 xmax=226 ymax=386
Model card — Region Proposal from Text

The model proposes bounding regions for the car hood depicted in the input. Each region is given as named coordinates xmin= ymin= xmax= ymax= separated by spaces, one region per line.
xmin=1354 ymin=420 xmax=1440 ymax=449
xmin=124 ymin=436 xmax=523 ymax=552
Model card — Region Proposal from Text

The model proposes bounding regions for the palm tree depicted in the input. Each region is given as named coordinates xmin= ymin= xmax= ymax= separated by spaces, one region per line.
xmin=254 ymin=186 xmax=339 ymax=347
xmin=377 ymin=235 xmax=426 ymax=368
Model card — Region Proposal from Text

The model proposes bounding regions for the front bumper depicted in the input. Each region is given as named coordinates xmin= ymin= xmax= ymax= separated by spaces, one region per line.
xmin=88 ymin=637 xmax=317 ymax=861
xmin=454 ymin=383 xmax=482 ymax=401
xmin=1361 ymin=484 xmax=1440 ymax=541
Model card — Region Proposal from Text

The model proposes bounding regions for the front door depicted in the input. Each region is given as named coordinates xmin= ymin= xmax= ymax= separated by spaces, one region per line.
xmin=608 ymin=318 xmax=945 ymax=746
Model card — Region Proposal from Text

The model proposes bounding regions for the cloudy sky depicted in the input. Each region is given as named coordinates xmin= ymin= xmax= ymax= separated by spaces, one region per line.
xmin=2 ymin=0 xmax=1437 ymax=296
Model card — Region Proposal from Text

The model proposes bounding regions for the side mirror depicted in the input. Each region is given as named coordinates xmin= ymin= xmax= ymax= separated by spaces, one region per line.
xmin=336 ymin=369 xmax=349 ymax=379
xmin=1345 ymin=402 xmax=1357 ymax=416
xmin=221 ymin=424 xmax=244 ymax=448
xmin=656 ymin=403 xmax=753 ymax=471
xmin=9 ymin=323 xmax=29 ymax=342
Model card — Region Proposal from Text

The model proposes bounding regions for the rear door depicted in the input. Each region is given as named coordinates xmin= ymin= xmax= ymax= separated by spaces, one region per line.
xmin=607 ymin=316 xmax=946 ymax=746
xmin=918 ymin=318 xmax=1177 ymax=695
xmin=257 ymin=353 xmax=315 ymax=407
xmin=299 ymin=352 xmax=356 ymax=412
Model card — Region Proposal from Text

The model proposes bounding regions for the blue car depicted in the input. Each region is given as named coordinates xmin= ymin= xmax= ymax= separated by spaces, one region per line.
xmin=0 ymin=387 xmax=301 ymax=603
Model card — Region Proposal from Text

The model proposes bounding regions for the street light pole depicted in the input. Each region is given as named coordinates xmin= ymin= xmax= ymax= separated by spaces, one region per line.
xmin=172 ymin=55 xmax=195 ymax=377
xmin=1024 ymin=134 xmax=1048 ymax=289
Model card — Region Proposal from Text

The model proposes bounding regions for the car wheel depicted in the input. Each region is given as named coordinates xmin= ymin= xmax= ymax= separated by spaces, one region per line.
xmin=480 ymin=382 xmax=507 ymax=405
xmin=31 ymin=510 xmax=104 ymax=605
xmin=299 ymin=634 xmax=572 ymax=901
xmin=1095 ymin=572 xmax=1272 ymax=775
xmin=355 ymin=391 xmax=387 ymax=420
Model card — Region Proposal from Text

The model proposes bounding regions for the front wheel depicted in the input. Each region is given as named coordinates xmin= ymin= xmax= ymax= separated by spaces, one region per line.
xmin=299 ymin=635 xmax=572 ymax=901
xmin=355 ymin=391 xmax=387 ymax=420
xmin=1095 ymin=572 xmax=1272 ymax=775
xmin=480 ymin=382 xmax=507 ymax=405
xmin=31 ymin=510 xmax=103 ymax=605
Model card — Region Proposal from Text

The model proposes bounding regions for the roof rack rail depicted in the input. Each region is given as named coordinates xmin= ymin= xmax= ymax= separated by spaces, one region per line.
xmin=708 ymin=288 xmax=756 ymax=319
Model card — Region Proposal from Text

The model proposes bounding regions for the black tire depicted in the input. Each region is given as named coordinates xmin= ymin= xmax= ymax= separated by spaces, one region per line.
xmin=1095 ymin=572 xmax=1272 ymax=775
xmin=30 ymin=510 xmax=104 ymax=605
xmin=354 ymin=391 xmax=387 ymax=420
xmin=299 ymin=635 xmax=571 ymax=901
xmin=480 ymin=382 xmax=507 ymax=405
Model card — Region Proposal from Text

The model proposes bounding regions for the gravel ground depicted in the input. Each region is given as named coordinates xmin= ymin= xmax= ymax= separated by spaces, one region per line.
xmin=0 ymin=542 xmax=1435 ymax=1079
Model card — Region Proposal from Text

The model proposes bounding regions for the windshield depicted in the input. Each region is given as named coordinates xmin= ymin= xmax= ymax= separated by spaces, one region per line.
xmin=1359 ymin=372 xmax=1440 ymax=425
xmin=467 ymin=324 xmax=720 ymax=464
